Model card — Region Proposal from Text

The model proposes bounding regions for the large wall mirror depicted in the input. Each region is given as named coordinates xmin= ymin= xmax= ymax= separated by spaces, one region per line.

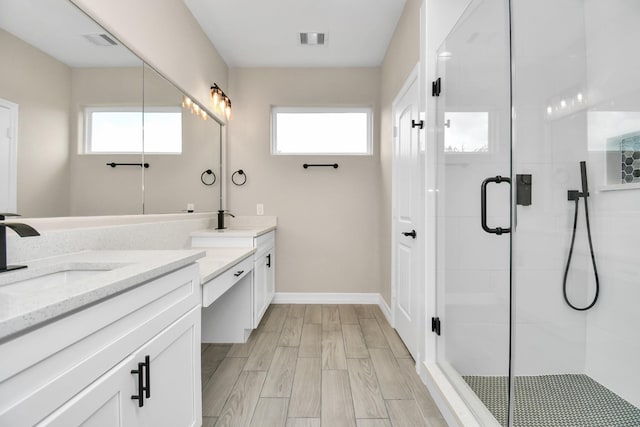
xmin=0 ymin=0 xmax=222 ymax=218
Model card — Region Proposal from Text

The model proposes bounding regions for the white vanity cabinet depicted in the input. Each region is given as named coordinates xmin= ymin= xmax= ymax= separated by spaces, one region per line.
xmin=0 ymin=263 xmax=202 ymax=427
xmin=192 ymin=229 xmax=276 ymax=328
xmin=252 ymin=232 xmax=275 ymax=328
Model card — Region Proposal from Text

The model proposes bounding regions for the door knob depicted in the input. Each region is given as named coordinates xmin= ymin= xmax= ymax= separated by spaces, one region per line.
xmin=402 ymin=229 xmax=417 ymax=239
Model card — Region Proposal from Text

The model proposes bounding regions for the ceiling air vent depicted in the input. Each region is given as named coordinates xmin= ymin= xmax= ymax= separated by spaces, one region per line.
xmin=299 ymin=32 xmax=325 ymax=46
xmin=83 ymin=33 xmax=118 ymax=46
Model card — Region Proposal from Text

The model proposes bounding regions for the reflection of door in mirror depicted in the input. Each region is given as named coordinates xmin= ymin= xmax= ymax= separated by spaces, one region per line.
xmin=142 ymin=65 xmax=221 ymax=214
xmin=0 ymin=0 xmax=144 ymax=218
xmin=0 ymin=99 xmax=18 ymax=212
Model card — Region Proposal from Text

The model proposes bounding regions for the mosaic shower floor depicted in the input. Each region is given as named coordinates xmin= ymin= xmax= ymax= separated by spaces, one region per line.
xmin=463 ymin=374 xmax=640 ymax=427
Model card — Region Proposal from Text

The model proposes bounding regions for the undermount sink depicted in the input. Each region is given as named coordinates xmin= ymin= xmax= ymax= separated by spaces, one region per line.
xmin=0 ymin=263 xmax=129 ymax=296
xmin=7 ymin=268 xmax=110 ymax=289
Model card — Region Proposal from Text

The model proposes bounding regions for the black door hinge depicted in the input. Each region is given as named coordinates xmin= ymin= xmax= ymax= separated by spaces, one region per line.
xmin=431 ymin=317 xmax=441 ymax=336
xmin=411 ymin=120 xmax=424 ymax=129
xmin=432 ymin=78 xmax=441 ymax=97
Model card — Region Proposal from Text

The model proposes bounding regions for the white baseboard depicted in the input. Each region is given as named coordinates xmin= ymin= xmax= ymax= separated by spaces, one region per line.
xmin=377 ymin=295 xmax=393 ymax=325
xmin=272 ymin=292 xmax=381 ymax=305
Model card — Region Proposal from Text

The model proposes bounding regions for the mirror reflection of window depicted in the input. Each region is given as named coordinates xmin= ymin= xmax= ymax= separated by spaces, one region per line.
xmin=444 ymin=112 xmax=489 ymax=153
xmin=84 ymin=107 xmax=182 ymax=154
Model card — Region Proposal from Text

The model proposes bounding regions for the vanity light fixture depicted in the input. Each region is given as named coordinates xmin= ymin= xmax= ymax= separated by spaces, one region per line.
xmin=210 ymin=84 xmax=232 ymax=120
xmin=182 ymin=95 xmax=208 ymax=121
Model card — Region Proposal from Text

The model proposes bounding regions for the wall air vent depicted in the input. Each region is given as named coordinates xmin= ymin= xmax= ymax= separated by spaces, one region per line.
xmin=299 ymin=32 xmax=325 ymax=45
xmin=83 ymin=33 xmax=118 ymax=46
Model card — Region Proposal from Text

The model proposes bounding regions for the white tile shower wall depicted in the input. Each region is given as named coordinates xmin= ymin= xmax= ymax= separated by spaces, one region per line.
xmin=6 ymin=214 xmax=215 ymax=264
xmin=511 ymin=0 xmax=590 ymax=376
xmin=582 ymin=0 xmax=640 ymax=408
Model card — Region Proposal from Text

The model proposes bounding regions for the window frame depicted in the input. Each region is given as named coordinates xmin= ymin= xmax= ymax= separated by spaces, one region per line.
xmin=83 ymin=105 xmax=183 ymax=155
xmin=271 ymin=106 xmax=373 ymax=156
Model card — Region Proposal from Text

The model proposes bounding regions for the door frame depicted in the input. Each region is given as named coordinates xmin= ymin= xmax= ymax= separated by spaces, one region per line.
xmin=391 ymin=62 xmax=424 ymax=361
xmin=0 ymin=98 xmax=19 ymax=213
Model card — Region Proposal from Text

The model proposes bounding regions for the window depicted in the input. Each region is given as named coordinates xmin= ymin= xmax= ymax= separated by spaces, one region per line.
xmin=272 ymin=107 xmax=372 ymax=155
xmin=444 ymin=112 xmax=489 ymax=153
xmin=84 ymin=106 xmax=182 ymax=154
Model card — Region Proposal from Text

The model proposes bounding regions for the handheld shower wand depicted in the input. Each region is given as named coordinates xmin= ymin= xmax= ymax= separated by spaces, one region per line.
xmin=563 ymin=161 xmax=600 ymax=311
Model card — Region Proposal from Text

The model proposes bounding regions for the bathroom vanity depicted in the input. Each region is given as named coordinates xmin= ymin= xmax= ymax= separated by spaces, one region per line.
xmin=192 ymin=226 xmax=276 ymax=340
xmin=0 ymin=250 xmax=205 ymax=426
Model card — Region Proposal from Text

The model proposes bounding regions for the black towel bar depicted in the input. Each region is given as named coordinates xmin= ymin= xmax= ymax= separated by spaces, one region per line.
xmin=107 ymin=162 xmax=149 ymax=168
xmin=303 ymin=163 xmax=338 ymax=169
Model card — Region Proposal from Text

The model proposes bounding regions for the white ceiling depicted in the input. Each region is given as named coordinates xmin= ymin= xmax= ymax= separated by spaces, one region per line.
xmin=0 ymin=0 xmax=140 ymax=67
xmin=183 ymin=0 xmax=407 ymax=68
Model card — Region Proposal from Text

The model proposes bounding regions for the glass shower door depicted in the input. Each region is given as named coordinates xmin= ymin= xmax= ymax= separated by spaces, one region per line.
xmin=434 ymin=0 xmax=512 ymax=425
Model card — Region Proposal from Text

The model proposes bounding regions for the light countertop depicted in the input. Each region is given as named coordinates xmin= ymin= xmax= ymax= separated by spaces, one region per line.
xmin=0 ymin=249 xmax=205 ymax=341
xmin=196 ymin=247 xmax=256 ymax=283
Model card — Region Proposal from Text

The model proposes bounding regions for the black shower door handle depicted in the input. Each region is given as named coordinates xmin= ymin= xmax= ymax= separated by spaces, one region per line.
xmin=481 ymin=176 xmax=511 ymax=235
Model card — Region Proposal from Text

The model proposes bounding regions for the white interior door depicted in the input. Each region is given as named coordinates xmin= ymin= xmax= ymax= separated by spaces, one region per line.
xmin=392 ymin=68 xmax=421 ymax=359
xmin=0 ymin=99 xmax=18 ymax=213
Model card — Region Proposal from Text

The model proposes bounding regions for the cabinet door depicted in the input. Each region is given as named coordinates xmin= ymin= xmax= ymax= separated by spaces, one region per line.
xmin=253 ymin=254 xmax=268 ymax=328
xmin=39 ymin=307 xmax=201 ymax=427
xmin=38 ymin=355 xmax=137 ymax=427
xmin=133 ymin=307 xmax=201 ymax=427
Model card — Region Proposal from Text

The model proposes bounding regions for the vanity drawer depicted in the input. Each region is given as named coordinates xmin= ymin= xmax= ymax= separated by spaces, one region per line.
xmin=254 ymin=231 xmax=275 ymax=256
xmin=202 ymin=256 xmax=253 ymax=308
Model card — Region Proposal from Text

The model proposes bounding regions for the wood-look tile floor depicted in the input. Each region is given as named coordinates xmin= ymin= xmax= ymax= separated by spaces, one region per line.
xmin=201 ymin=304 xmax=447 ymax=427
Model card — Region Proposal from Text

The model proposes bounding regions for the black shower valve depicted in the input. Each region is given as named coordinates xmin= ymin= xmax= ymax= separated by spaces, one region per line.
xmin=567 ymin=190 xmax=588 ymax=201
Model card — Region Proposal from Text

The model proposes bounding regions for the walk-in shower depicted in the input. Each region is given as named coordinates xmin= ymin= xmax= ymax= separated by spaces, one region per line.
xmin=432 ymin=0 xmax=640 ymax=426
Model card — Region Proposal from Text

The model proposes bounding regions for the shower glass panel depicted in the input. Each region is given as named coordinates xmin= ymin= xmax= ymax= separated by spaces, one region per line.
xmin=511 ymin=0 xmax=640 ymax=425
xmin=435 ymin=0 xmax=640 ymax=425
xmin=434 ymin=0 xmax=512 ymax=424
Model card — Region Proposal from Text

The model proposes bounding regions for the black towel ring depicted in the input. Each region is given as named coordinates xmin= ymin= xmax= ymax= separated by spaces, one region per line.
xmin=200 ymin=169 xmax=216 ymax=186
xmin=232 ymin=169 xmax=247 ymax=186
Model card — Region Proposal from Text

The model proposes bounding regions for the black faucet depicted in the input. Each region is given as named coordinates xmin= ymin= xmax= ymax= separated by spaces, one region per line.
xmin=1 ymin=213 xmax=40 ymax=273
xmin=216 ymin=210 xmax=235 ymax=230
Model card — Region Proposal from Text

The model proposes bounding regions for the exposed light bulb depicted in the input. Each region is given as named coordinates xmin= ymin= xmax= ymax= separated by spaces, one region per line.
xmin=201 ymin=110 xmax=207 ymax=120
xmin=212 ymin=90 xmax=220 ymax=108
xmin=225 ymin=104 xmax=232 ymax=120
xmin=577 ymin=92 xmax=584 ymax=102
xmin=546 ymin=106 xmax=553 ymax=115
xmin=183 ymin=96 xmax=192 ymax=109
xmin=219 ymin=97 xmax=227 ymax=111
xmin=560 ymin=99 xmax=567 ymax=108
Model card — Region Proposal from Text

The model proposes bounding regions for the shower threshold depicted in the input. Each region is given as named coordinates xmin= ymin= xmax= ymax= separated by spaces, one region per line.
xmin=464 ymin=374 xmax=640 ymax=427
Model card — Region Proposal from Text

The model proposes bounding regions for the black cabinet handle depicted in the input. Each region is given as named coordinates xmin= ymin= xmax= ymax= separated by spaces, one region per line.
xmin=266 ymin=254 xmax=271 ymax=268
xmin=481 ymin=176 xmax=511 ymax=235
xmin=131 ymin=362 xmax=145 ymax=407
xmin=402 ymin=230 xmax=417 ymax=239
xmin=144 ymin=355 xmax=150 ymax=398
xmin=234 ymin=270 xmax=244 ymax=277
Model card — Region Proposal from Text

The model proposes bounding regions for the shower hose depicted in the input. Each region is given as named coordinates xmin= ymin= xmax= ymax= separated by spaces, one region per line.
xmin=562 ymin=191 xmax=600 ymax=311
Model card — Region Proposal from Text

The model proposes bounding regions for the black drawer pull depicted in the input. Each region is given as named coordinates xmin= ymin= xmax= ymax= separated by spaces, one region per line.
xmin=266 ymin=254 xmax=271 ymax=268
xmin=234 ymin=270 xmax=244 ymax=277
xmin=144 ymin=355 xmax=150 ymax=398
xmin=131 ymin=362 xmax=145 ymax=407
